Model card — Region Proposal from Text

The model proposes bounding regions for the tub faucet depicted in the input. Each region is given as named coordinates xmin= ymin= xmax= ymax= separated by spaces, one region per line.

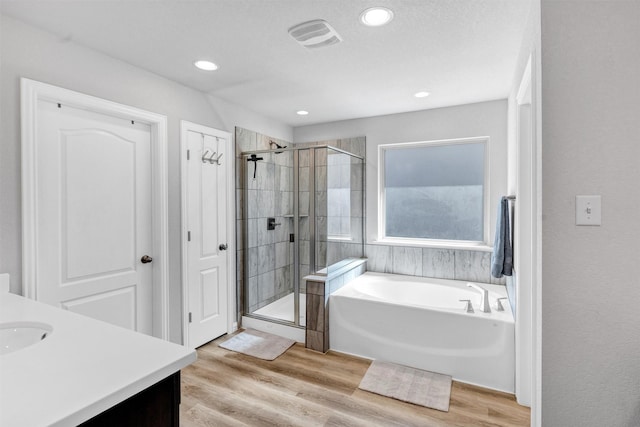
xmin=459 ymin=299 xmax=474 ymax=313
xmin=467 ymin=283 xmax=491 ymax=313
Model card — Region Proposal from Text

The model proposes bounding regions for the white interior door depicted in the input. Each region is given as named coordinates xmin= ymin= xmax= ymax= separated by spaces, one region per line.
xmin=183 ymin=123 xmax=230 ymax=348
xmin=35 ymin=99 xmax=153 ymax=334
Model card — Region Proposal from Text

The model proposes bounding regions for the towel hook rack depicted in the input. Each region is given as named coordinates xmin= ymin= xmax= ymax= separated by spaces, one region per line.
xmin=201 ymin=150 xmax=223 ymax=165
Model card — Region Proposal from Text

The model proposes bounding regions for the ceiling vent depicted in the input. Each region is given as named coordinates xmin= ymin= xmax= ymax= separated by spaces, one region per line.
xmin=288 ymin=20 xmax=342 ymax=49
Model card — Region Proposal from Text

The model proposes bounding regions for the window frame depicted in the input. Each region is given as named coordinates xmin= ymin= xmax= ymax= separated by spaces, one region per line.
xmin=377 ymin=136 xmax=491 ymax=248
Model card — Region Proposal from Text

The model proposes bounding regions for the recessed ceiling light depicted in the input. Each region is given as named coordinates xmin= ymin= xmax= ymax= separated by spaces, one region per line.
xmin=414 ymin=91 xmax=430 ymax=98
xmin=360 ymin=7 xmax=394 ymax=27
xmin=296 ymin=110 xmax=309 ymax=116
xmin=194 ymin=60 xmax=218 ymax=71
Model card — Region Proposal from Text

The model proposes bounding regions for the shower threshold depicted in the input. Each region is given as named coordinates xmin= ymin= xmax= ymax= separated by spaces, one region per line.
xmin=243 ymin=292 xmax=306 ymax=343
xmin=253 ymin=292 xmax=306 ymax=325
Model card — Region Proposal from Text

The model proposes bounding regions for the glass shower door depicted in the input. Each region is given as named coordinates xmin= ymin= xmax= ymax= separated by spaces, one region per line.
xmin=241 ymin=142 xmax=365 ymax=330
xmin=243 ymin=149 xmax=300 ymax=326
xmin=325 ymin=147 xmax=365 ymax=274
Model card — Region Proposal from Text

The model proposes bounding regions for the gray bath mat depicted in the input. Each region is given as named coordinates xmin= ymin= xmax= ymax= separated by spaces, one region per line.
xmin=219 ymin=328 xmax=295 ymax=361
xmin=358 ymin=360 xmax=452 ymax=412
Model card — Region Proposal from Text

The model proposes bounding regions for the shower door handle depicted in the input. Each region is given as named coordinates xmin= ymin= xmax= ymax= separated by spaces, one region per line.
xmin=219 ymin=243 xmax=228 ymax=251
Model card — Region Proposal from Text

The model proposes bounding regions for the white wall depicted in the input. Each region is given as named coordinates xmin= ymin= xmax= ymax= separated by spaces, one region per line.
xmin=0 ymin=14 xmax=292 ymax=343
xmin=541 ymin=1 xmax=640 ymax=426
xmin=294 ymin=100 xmax=508 ymax=248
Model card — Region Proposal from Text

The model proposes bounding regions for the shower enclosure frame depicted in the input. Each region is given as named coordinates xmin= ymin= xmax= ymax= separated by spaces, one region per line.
xmin=240 ymin=145 xmax=365 ymax=330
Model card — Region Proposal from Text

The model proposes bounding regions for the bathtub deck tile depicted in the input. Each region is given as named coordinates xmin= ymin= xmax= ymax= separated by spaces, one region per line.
xmin=305 ymin=330 xmax=325 ymax=353
xmin=328 ymin=275 xmax=344 ymax=294
xmin=490 ymin=272 xmax=508 ymax=286
xmin=364 ymin=245 xmax=392 ymax=273
xmin=422 ymin=248 xmax=455 ymax=279
xmin=454 ymin=250 xmax=492 ymax=283
xmin=306 ymin=293 xmax=325 ymax=333
xmin=307 ymin=281 xmax=325 ymax=296
xmin=392 ymin=247 xmax=423 ymax=276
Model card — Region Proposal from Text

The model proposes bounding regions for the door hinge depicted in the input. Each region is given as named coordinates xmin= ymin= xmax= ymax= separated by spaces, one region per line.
xmin=188 ymin=312 xmax=192 ymax=323
xmin=187 ymin=149 xmax=190 ymax=160
xmin=188 ymin=231 xmax=191 ymax=241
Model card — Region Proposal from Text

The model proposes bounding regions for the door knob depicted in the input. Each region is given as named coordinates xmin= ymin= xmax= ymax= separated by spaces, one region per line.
xmin=141 ymin=255 xmax=153 ymax=264
xmin=219 ymin=244 xmax=228 ymax=251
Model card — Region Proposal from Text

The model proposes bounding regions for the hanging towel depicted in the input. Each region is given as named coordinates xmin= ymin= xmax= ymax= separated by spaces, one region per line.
xmin=491 ymin=197 xmax=513 ymax=278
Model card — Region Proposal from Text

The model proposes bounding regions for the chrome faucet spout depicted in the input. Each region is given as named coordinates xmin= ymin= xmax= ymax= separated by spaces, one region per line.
xmin=467 ymin=283 xmax=491 ymax=313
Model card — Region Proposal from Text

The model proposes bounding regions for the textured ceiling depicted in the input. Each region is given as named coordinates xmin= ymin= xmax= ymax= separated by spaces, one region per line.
xmin=1 ymin=0 xmax=532 ymax=126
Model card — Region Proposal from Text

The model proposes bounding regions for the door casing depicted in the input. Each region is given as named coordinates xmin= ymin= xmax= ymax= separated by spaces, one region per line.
xmin=21 ymin=78 xmax=170 ymax=340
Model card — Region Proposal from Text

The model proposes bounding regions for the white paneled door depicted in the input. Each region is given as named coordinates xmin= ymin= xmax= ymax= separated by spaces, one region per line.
xmin=183 ymin=122 xmax=231 ymax=348
xmin=36 ymin=99 xmax=153 ymax=334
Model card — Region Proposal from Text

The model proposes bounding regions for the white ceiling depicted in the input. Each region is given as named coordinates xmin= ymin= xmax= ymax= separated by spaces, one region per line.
xmin=1 ymin=0 xmax=532 ymax=127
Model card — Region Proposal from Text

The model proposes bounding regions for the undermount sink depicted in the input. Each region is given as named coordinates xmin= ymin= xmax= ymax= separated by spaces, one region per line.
xmin=0 ymin=321 xmax=52 ymax=355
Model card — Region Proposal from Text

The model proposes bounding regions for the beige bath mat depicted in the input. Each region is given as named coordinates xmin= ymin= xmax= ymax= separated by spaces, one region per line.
xmin=219 ymin=328 xmax=295 ymax=361
xmin=358 ymin=360 xmax=452 ymax=412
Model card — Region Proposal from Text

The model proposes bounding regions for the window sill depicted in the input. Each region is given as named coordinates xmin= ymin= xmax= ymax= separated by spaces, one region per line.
xmin=369 ymin=238 xmax=493 ymax=252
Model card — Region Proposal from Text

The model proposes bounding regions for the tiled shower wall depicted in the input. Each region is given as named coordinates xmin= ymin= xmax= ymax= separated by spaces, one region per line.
xmin=236 ymin=132 xmax=369 ymax=316
xmin=235 ymin=127 xmax=294 ymax=313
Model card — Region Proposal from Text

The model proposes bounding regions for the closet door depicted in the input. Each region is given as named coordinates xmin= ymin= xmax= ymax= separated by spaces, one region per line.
xmin=183 ymin=122 xmax=231 ymax=348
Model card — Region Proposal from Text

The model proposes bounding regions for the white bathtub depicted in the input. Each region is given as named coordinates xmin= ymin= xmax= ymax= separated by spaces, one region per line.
xmin=329 ymin=272 xmax=515 ymax=393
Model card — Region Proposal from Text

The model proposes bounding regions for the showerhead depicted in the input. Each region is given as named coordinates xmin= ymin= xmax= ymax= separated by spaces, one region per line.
xmin=269 ymin=140 xmax=287 ymax=153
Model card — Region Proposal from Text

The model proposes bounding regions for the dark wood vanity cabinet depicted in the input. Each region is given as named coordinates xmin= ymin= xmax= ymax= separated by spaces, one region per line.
xmin=79 ymin=371 xmax=181 ymax=427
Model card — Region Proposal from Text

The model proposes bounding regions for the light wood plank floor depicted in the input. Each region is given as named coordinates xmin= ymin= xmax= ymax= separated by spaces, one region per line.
xmin=180 ymin=333 xmax=530 ymax=427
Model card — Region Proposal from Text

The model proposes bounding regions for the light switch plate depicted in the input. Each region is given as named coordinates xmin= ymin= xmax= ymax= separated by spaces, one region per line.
xmin=576 ymin=195 xmax=601 ymax=226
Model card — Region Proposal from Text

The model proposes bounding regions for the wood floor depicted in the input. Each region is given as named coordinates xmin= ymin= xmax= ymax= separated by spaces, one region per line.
xmin=180 ymin=333 xmax=530 ymax=427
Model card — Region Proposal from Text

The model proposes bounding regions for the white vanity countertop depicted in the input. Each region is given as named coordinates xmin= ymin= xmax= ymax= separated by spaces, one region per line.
xmin=0 ymin=292 xmax=197 ymax=427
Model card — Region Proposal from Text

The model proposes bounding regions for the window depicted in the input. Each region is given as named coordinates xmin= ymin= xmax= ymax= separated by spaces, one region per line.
xmin=380 ymin=137 xmax=488 ymax=244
